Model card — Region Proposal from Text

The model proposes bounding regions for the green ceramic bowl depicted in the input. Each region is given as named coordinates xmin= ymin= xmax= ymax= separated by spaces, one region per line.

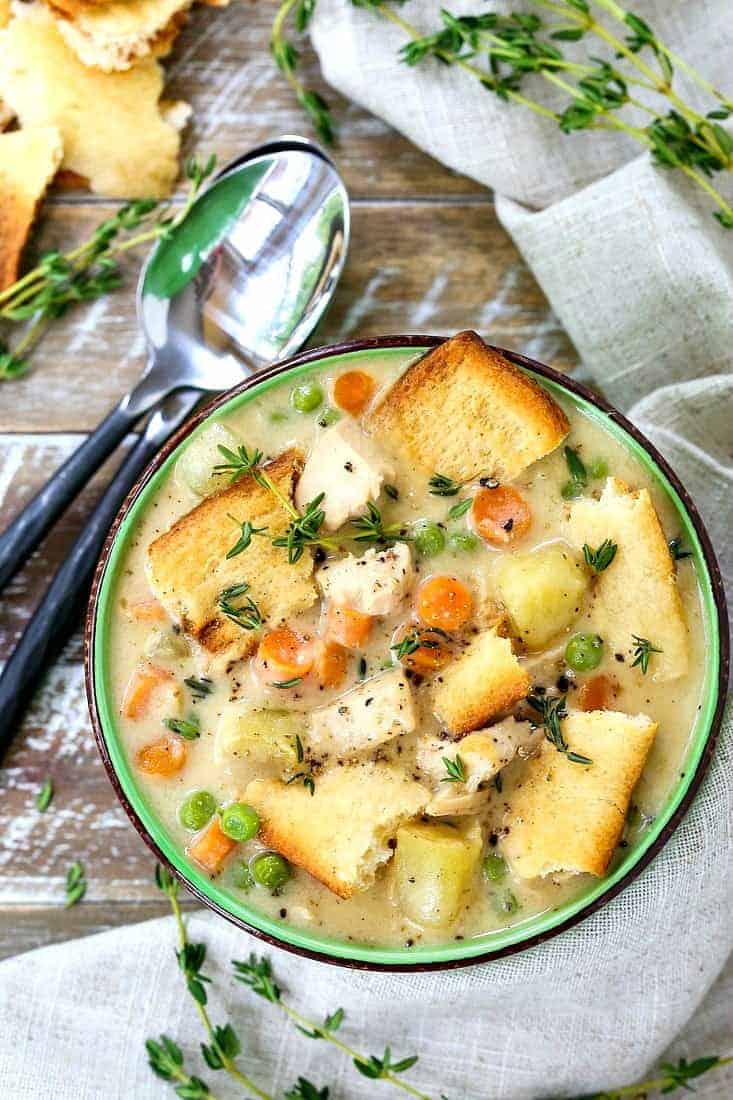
xmin=85 ymin=337 xmax=729 ymax=971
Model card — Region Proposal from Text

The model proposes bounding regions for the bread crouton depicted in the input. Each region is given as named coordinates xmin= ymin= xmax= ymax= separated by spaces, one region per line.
xmin=503 ymin=710 xmax=658 ymax=878
xmin=0 ymin=126 xmax=63 ymax=291
xmin=147 ymin=450 xmax=317 ymax=670
xmin=433 ymin=628 xmax=530 ymax=735
xmin=45 ymin=0 xmax=192 ymax=72
xmin=308 ymin=667 xmax=416 ymax=761
xmin=245 ymin=763 xmax=430 ymax=898
xmin=366 ymin=331 xmax=569 ymax=483
xmin=567 ymin=477 xmax=688 ymax=681
xmin=0 ymin=4 xmax=187 ymax=198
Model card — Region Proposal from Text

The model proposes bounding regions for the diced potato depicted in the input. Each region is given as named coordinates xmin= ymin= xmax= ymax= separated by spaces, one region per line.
xmin=143 ymin=627 xmax=190 ymax=661
xmin=215 ymin=708 xmax=305 ymax=766
xmin=395 ymin=819 xmax=482 ymax=928
xmin=496 ymin=541 xmax=589 ymax=650
xmin=175 ymin=421 xmax=241 ymax=497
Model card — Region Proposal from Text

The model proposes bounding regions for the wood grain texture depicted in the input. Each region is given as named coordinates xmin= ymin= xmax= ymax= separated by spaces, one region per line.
xmin=0 ymin=0 xmax=578 ymax=961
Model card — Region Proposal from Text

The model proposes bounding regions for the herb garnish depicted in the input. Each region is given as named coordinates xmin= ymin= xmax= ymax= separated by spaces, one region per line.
xmin=526 ymin=693 xmax=593 ymax=765
xmin=384 ymin=483 xmax=400 ymax=500
xmin=184 ymin=676 xmax=213 ymax=699
xmin=218 ymin=582 xmax=263 ymax=630
xmin=164 ymin=715 xmax=201 ymax=740
xmin=225 ymin=516 xmax=268 ymax=559
xmin=669 ymin=536 xmax=692 ymax=560
xmin=272 ymin=494 xmax=330 ymax=564
xmin=272 ymin=677 xmax=303 ymax=689
xmin=562 ymin=445 xmax=588 ymax=499
xmin=146 ymin=1035 xmax=215 ymax=1099
xmin=631 ymin=634 xmax=662 ymax=674
xmin=447 ymin=497 xmax=473 ymax=521
xmin=286 ymin=770 xmax=316 ymax=795
xmin=428 ymin=472 xmax=463 ymax=497
xmin=65 ymin=861 xmax=86 ymax=908
xmin=441 ymin=754 xmax=468 ymax=784
xmin=0 ymin=157 xmax=217 ymax=381
xmin=36 ymin=777 xmax=54 ymax=813
xmin=351 ymin=501 xmax=407 ymax=546
xmin=583 ymin=539 xmax=618 ymax=573
xmin=391 ymin=628 xmax=446 ymax=662
xmin=214 ymin=444 xmax=265 ymax=485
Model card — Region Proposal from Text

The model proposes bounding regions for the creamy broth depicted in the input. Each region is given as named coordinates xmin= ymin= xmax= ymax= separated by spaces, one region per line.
xmin=108 ymin=348 xmax=706 ymax=950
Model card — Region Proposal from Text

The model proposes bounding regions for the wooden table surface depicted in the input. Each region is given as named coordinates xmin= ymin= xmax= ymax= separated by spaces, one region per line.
xmin=0 ymin=3 xmax=577 ymax=961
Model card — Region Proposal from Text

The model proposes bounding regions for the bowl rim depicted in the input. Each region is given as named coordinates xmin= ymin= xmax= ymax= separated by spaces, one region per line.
xmin=85 ymin=334 xmax=730 ymax=972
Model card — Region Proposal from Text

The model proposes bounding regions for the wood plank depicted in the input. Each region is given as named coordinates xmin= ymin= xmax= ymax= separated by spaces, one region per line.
xmin=4 ymin=201 xmax=577 ymax=432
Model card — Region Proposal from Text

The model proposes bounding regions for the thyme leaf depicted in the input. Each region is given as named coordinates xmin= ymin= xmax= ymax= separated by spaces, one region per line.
xmin=36 ymin=777 xmax=54 ymax=813
xmin=447 ymin=497 xmax=473 ymax=520
xmin=631 ymin=634 xmax=662 ymax=674
xmin=225 ymin=516 xmax=268 ymax=559
xmin=184 ymin=676 xmax=213 ymax=699
xmin=526 ymin=693 xmax=593 ymax=765
xmin=65 ymin=860 xmax=86 ymax=908
xmin=164 ymin=715 xmax=201 ymax=740
xmin=218 ymin=582 xmax=263 ymax=630
xmin=350 ymin=501 xmax=407 ymax=546
xmin=428 ymin=472 xmax=463 ymax=497
xmin=583 ymin=539 xmax=618 ymax=573
xmin=441 ymin=754 xmax=468 ymax=784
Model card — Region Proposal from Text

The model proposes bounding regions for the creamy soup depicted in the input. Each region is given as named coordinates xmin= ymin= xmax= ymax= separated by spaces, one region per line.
xmin=108 ymin=336 xmax=706 ymax=950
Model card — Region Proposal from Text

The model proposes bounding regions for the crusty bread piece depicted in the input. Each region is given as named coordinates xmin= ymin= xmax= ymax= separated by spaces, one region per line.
xmin=0 ymin=126 xmax=63 ymax=291
xmin=0 ymin=4 xmax=187 ymax=198
xmin=366 ymin=331 xmax=569 ymax=482
xmin=246 ymin=763 xmax=430 ymax=898
xmin=147 ymin=450 xmax=317 ymax=669
xmin=503 ymin=710 xmax=658 ymax=878
xmin=45 ymin=0 xmax=192 ymax=71
xmin=433 ymin=628 xmax=530 ymax=735
xmin=567 ymin=477 xmax=688 ymax=681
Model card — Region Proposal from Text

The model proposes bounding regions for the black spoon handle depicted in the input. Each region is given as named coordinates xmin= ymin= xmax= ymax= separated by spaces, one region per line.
xmin=0 ymin=391 xmax=199 ymax=753
xmin=0 ymin=400 xmax=137 ymax=595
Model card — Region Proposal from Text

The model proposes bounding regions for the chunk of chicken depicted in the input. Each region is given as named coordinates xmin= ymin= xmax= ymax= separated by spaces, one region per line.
xmin=307 ymin=667 xmax=416 ymax=760
xmin=317 ymin=543 xmax=414 ymax=617
xmin=295 ymin=419 xmax=394 ymax=531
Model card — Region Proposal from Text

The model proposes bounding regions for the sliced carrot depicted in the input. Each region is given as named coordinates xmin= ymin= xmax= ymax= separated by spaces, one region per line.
xmin=471 ymin=485 xmax=531 ymax=546
xmin=313 ymin=640 xmax=348 ymax=687
xmin=126 ymin=598 xmax=166 ymax=623
xmin=416 ymin=575 xmax=473 ymax=631
xmin=122 ymin=664 xmax=174 ymax=719
xmin=333 ymin=370 xmax=376 ymax=415
xmin=578 ymin=674 xmax=617 ymax=712
xmin=393 ymin=624 xmax=452 ymax=672
xmin=187 ymin=817 xmax=237 ymax=875
xmin=325 ymin=603 xmax=374 ymax=649
xmin=136 ymin=734 xmax=187 ymax=777
xmin=255 ymin=627 xmax=314 ymax=684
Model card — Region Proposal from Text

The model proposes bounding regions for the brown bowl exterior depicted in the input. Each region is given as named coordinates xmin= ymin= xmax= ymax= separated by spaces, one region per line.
xmin=85 ymin=336 xmax=730 ymax=972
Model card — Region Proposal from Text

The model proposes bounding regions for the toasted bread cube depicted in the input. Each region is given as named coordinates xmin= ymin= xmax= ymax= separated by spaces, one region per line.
xmin=395 ymin=819 xmax=482 ymax=928
xmin=147 ymin=449 xmax=317 ymax=670
xmin=503 ymin=710 xmax=658 ymax=878
xmin=366 ymin=331 xmax=568 ymax=482
xmin=308 ymin=667 xmax=416 ymax=760
xmin=567 ymin=478 xmax=688 ymax=680
xmin=419 ymin=718 xmax=541 ymax=815
xmin=245 ymin=763 xmax=430 ymax=898
xmin=295 ymin=419 xmax=394 ymax=531
xmin=433 ymin=628 xmax=530 ymax=736
xmin=0 ymin=127 xmax=63 ymax=291
xmin=496 ymin=541 xmax=589 ymax=651
xmin=317 ymin=542 xmax=414 ymax=617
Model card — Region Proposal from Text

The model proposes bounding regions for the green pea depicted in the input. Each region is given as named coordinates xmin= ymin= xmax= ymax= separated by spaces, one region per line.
xmin=251 ymin=852 xmax=291 ymax=890
xmin=565 ymin=632 xmax=603 ymax=672
xmin=561 ymin=479 xmax=583 ymax=501
xmin=178 ymin=790 xmax=217 ymax=832
xmin=290 ymin=380 xmax=323 ymax=414
xmin=448 ymin=531 xmax=479 ymax=553
xmin=588 ymin=458 xmax=609 ymax=479
xmin=220 ymin=802 xmax=259 ymax=842
xmin=232 ymin=862 xmax=255 ymax=892
xmin=483 ymin=853 xmax=506 ymax=882
xmin=413 ymin=521 xmax=446 ymax=556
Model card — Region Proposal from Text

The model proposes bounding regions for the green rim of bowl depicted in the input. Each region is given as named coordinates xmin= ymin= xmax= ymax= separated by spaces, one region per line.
xmin=92 ymin=345 xmax=722 ymax=967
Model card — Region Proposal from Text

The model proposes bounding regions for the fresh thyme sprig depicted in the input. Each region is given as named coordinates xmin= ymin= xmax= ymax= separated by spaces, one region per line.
xmin=447 ymin=497 xmax=473 ymax=521
xmin=65 ymin=860 xmax=87 ymax=908
xmin=391 ymin=627 xmax=447 ymax=662
xmin=441 ymin=754 xmax=468 ymax=783
xmin=146 ymin=1035 xmax=218 ymax=1100
xmin=350 ymin=501 xmax=408 ymax=545
xmin=154 ymin=866 xmax=274 ymax=1100
xmin=164 ymin=715 xmax=201 ymax=740
xmin=233 ymin=955 xmax=431 ymax=1100
xmin=526 ymin=692 xmax=593 ymax=764
xmin=583 ymin=538 xmax=618 ymax=572
xmin=185 ymin=676 xmax=213 ymax=699
xmin=271 ymin=0 xmax=335 ymax=143
xmin=0 ymin=155 xmax=217 ymax=381
xmin=225 ymin=517 xmax=269 ymax=560
xmin=570 ymin=1053 xmax=733 ymax=1099
xmin=36 ymin=777 xmax=54 ymax=813
xmin=428 ymin=472 xmax=464 ymax=497
xmin=631 ymin=634 xmax=662 ymax=674
xmin=218 ymin=582 xmax=263 ymax=630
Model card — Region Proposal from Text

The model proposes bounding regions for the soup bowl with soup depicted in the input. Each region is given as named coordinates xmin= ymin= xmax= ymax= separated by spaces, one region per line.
xmin=86 ymin=332 xmax=728 ymax=970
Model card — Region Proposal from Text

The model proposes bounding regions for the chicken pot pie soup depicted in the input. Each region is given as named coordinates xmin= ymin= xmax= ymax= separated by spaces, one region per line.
xmin=96 ymin=333 xmax=718 ymax=959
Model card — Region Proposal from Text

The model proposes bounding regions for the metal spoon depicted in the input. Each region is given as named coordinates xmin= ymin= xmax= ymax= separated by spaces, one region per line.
xmin=0 ymin=137 xmax=349 ymax=592
xmin=0 ymin=139 xmax=349 ymax=749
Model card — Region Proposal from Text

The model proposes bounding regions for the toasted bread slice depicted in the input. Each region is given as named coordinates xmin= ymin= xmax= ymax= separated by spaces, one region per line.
xmin=366 ymin=331 xmax=569 ymax=482
xmin=45 ymin=0 xmax=192 ymax=71
xmin=0 ymin=126 xmax=63 ymax=291
xmin=0 ymin=4 xmax=186 ymax=198
xmin=503 ymin=710 xmax=658 ymax=878
xmin=246 ymin=763 xmax=430 ymax=898
xmin=433 ymin=628 xmax=530 ymax=735
xmin=567 ymin=477 xmax=688 ymax=681
xmin=147 ymin=450 xmax=317 ymax=670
